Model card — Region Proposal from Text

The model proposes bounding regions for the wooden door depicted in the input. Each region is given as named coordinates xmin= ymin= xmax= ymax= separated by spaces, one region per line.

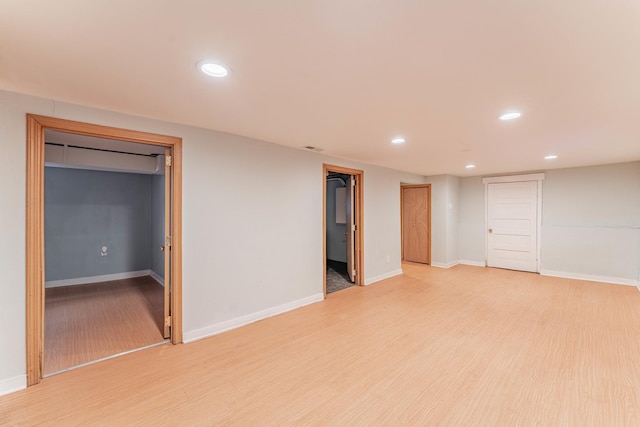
xmin=163 ymin=148 xmax=172 ymax=338
xmin=402 ymin=185 xmax=430 ymax=264
xmin=487 ymin=181 xmax=538 ymax=272
xmin=346 ymin=175 xmax=355 ymax=282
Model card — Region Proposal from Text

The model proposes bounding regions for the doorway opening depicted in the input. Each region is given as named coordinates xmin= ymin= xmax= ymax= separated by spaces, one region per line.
xmin=26 ymin=115 xmax=183 ymax=386
xmin=401 ymin=184 xmax=431 ymax=264
xmin=323 ymin=164 xmax=364 ymax=295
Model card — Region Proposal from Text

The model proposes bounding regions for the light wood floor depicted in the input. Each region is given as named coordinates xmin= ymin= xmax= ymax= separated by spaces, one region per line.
xmin=44 ymin=276 xmax=165 ymax=374
xmin=3 ymin=264 xmax=640 ymax=425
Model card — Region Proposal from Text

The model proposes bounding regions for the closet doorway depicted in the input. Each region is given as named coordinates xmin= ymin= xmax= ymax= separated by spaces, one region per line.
xmin=26 ymin=115 xmax=183 ymax=386
xmin=323 ymin=164 xmax=364 ymax=295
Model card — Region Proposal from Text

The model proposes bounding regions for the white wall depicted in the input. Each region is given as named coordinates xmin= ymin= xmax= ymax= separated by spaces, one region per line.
xmin=540 ymin=162 xmax=640 ymax=282
xmin=0 ymin=89 xmax=426 ymax=392
xmin=455 ymin=162 xmax=640 ymax=283
xmin=423 ymin=175 xmax=460 ymax=267
xmin=364 ymin=167 xmax=426 ymax=281
xmin=458 ymin=176 xmax=486 ymax=264
xmin=445 ymin=175 xmax=460 ymax=265
xmin=0 ymin=91 xmax=29 ymax=392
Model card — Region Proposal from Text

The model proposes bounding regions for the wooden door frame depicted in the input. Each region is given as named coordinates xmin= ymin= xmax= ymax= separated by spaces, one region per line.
xmin=26 ymin=114 xmax=183 ymax=386
xmin=400 ymin=184 xmax=431 ymax=264
xmin=323 ymin=164 xmax=364 ymax=296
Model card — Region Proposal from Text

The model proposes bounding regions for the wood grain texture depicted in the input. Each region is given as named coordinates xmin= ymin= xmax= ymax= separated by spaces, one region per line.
xmin=26 ymin=115 xmax=182 ymax=145
xmin=402 ymin=185 xmax=430 ymax=264
xmin=4 ymin=264 xmax=640 ymax=425
xmin=170 ymin=139 xmax=183 ymax=344
xmin=44 ymin=277 xmax=165 ymax=375
xmin=26 ymin=115 xmax=45 ymax=386
xmin=26 ymin=114 xmax=184 ymax=385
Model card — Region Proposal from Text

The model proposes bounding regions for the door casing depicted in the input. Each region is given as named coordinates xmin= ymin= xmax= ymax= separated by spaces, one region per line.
xmin=26 ymin=114 xmax=183 ymax=386
xmin=323 ymin=164 xmax=364 ymax=295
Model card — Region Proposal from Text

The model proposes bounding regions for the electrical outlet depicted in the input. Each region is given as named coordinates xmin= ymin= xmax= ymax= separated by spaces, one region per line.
xmin=386 ymin=255 xmax=390 ymax=263
xmin=100 ymin=245 xmax=108 ymax=257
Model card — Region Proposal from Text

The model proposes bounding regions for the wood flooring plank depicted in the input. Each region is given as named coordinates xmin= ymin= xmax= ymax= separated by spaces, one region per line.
xmin=2 ymin=264 xmax=640 ymax=425
xmin=44 ymin=276 xmax=165 ymax=374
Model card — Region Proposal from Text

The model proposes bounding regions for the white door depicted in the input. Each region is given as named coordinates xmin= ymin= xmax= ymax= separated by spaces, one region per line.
xmin=346 ymin=175 xmax=355 ymax=282
xmin=487 ymin=181 xmax=538 ymax=272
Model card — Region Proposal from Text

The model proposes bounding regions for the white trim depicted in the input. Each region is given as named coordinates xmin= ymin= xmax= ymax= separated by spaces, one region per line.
xmin=431 ymin=260 xmax=460 ymax=269
xmin=536 ymin=179 xmax=543 ymax=273
xmin=149 ymin=270 xmax=164 ymax=286
xmin=459 ymin=260 xmax=485 ymax=267
xmin=183 ymin=293 xmax=325 ymax=343
xmin=482 ymin=173 xmax=545 ymax=184
xmin=0 ymin=375 xmax=26 ymax=397
xmin=540 ymin=270 xmax=639 ymax=287
xmin=45 ymin=270 xmax=152 ymax=288
xmin=364 ymin=269 xmax=403 ymax=286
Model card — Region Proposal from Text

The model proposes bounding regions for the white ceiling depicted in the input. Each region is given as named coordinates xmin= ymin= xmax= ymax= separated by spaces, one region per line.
xmin=2 ymin=1 xmax=639 ymax=176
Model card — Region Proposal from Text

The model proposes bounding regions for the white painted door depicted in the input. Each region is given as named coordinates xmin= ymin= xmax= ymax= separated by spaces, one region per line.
xmin=487 ymin=181 xmax=538 ymax=272
xmin=346 ymin=175 xmax=355 ymax=282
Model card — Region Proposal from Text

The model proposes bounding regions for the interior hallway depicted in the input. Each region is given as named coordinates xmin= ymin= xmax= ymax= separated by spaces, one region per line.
xmin=4 ymin=263 xmax=639 ymax=424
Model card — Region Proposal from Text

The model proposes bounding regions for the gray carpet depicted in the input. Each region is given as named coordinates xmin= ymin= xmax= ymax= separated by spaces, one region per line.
xmin=326 ymin=261 xmax=354 ymax=294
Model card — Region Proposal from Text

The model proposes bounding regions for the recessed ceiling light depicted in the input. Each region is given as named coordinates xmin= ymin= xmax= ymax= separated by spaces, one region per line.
xmin=198 ymin=61 xmax=229 ymax=78
xmin=465 ymin=164 xmax=476 ymax=169
xmin=391 ymin=137 xmax=405 ymax=144
xmin=544 ymin=155 xmax=558 ymax=160
xmin=499 ymin=112 xmax=522 ymax=120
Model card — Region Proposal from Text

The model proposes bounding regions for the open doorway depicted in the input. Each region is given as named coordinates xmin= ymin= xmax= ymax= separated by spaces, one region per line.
xmin=26 ymin=115 xmax=183 ymax=386
xmin=323 ymin=164 xmax=364 ymax=295
xmin=43 ymin=131 xmax=168 ymax=375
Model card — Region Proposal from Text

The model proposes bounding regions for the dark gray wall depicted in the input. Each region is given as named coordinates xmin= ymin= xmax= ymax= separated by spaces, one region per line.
xmin=150 ymin=174 xmax=165 ymax=279
xmin=45 ymin=167 xmax=152 ymax=281
xmin=326 ymin=177 xmax=347 ymax=262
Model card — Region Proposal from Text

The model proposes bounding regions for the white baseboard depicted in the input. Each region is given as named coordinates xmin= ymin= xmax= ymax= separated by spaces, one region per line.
xmin=364 ymin=269 xmax=403 ymax=286
xmin=148 ymin=270 xmax=164 ymax=286
xmin=183 ymin=293 xmax=325 ymax=343
xmin=45 ymin=270 xmax=152 ymax=288
xmin=0 ymin=375 xmax=26 ymax=397
xmin=459 ymin=260 xmax=485 ymax=267
xmin=431 ymin=260 xmax=460 ymax=269
xmin=540 ymin=270 xmax=639 ymax=287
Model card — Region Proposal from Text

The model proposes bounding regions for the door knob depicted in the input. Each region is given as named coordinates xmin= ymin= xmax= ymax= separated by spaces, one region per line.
xmin=488 ymin=228 xmax=493 ymax=234
xmin=160 ymin=246 xmax=165 ymax=251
